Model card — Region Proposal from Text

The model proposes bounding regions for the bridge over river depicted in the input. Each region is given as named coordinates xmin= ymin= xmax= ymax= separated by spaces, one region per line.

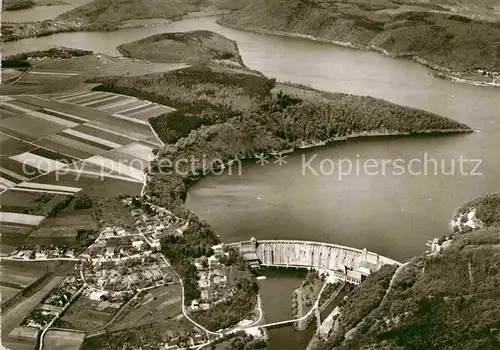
xmin=227 ymin=239 xmax=401 ymax=284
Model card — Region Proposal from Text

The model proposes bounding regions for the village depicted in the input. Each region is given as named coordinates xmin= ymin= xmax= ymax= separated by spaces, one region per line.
xmin=2 ymin=196 xmax=239 ymax=349
xmin=190 ymin=243 xmax=233 ymax=312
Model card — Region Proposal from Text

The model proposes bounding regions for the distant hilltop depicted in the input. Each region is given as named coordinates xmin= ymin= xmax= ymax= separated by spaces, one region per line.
xmin=218 ymin=0 xmax=500 ymax=86
xmin=117 ymin=30 xmax=245 ymax=66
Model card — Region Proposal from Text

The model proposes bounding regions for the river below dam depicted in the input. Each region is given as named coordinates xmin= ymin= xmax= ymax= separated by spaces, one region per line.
xmin=2 ymin=14 xmax=500 ymax=349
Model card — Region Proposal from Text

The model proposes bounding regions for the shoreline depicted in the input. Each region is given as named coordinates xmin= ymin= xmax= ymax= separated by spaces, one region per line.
xmin=3 ymin=15 xmax=499 ymax=88
xmin=181 ymin=127 xmax=473 ymax=189
xmin=0 ymin=12 xmax=227 ymax=43
xmin=215 ymin=20 xmax=500 ymax=89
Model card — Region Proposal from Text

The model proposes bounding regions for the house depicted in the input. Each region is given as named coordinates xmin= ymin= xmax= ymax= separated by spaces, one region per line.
xmin=213 ymin=275 xmax=227 ymax=285
xmin=89 ymin=290 xmax=109 ymax=301
xmin=211 ymin=244 xmax=224 ymax=257
xmin=105 ymin=247 xmax=115 ymax=258
xmin=207 ymin=255 xmax=219 ymax=266
xmin=132 ymin=240 xmax=144 ymax=251
xmin=150 ymin=241 xmax=161 ymax=251
xmin=191 ymin=300 xmax=200 ymax=311
xmin=201 ymin=289 xmax=209 ymax=300
xmin=116 ymin=228 xmax=127 ymax=236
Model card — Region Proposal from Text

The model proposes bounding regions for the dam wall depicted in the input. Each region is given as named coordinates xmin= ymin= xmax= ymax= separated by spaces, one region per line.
xmin=228 ymin=239 xmax=401 ymax=283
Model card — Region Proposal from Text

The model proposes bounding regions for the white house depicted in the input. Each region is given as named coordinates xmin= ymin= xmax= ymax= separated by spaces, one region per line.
xmin=132 ymin=240 xmax=145 ymax=251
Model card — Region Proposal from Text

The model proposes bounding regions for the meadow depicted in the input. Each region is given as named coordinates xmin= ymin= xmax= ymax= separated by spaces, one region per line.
xmin=43 ymin=329 xmax=86 ymax=350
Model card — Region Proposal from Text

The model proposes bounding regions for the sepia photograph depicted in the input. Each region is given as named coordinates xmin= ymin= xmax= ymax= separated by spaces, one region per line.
xmin=1 ymin=0 xmax=499 ymax=349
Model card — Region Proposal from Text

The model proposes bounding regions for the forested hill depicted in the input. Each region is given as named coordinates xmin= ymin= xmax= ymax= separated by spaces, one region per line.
xmin=218 ymin=0 xmax=500 ymax=80
xmin=117 ymin=31 xmax=244 ymax=65
xmin=309 ymin=193 xmax=500 ymax=350
xmin=57 ymin=0 xmax=248 ymax=28
xmin=91 ymin=64 xmax=471 ymax=173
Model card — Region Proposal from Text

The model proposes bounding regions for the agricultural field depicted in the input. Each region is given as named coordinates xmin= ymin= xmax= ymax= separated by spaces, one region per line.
xmin=0 ymin=224 xmax=33 ymax=256
xmin=1 ymin=261 xmax=74 ymax=340
xmin=0 ymin=90 xmax=170 ymax=232
xmin=0 ymin=259 xmax=59 ymax=290
xmin=23 ymin=206 xmax=99 ymax=248
xmin=58 ymin=292 xmax=123 ymax=332
xmin=0 ymin=54 xmax=187 ymax=95
xmin=43 ymin=329 xmax=86 ymax=350
xmin=82 ymin=317 xmax=197 ymax=350
xmin=2 ymin=325 xmax=39 ymax=350
xmin=111 ymin=284 xmax=182 ymax=331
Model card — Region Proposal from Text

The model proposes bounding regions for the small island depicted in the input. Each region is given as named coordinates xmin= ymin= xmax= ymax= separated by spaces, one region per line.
xmin=117 ymin=30 xmax=245 ymax=66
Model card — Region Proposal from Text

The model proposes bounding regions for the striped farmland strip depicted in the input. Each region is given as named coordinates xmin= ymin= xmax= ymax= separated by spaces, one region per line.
xmin=34 ymin=135 xmax=102 ymax=159
xmin=0 ymin=177 xmax=16 ymax=189
xmin=0 ymin=135 xmax=38 ymax=156
xmin=0 ymin=109 xmax=20 ymax=120
xmin=67 ymin=93 xmax=112 ymax=105
xmin=0 ymin=212 xmax=45 ymax=226
xmin=111 ymin=113 xmax=149 ymax=125
xmin=59 ymin=92 xmax=105 ymax=103
xmin=87 ymin=120 xmax=150 ymax=141
xmin=1 ymin=102 xmax=78 ymax=128
xmin=55 ymin=91 xmax=91 ymax=100
xmin=71 ymin=124 xmax=134 ymax=145
xmin=39 ymin=108 xmax=88 ymax=124
xmin=118 ymin=101 xmax=158 ymax=117
xmin=98 ymin=97 xmax=138 ymax=111
xmin=10 ymin=152 xmax=68 ymax=173
xmin=120 ymin=102 xmax=155 ymax=116
xmin=29 ymin=71 xmax=78 ymax=76
xmin=15 ymin=182 xmax=81 ymax=193
xmin=117 ymin=142 xmax=155 ymax=162
xmin=0 ymin=103 xmax=23 ymax=115
xmin=63 ymin=168 xmax=143 ymax=183
xmin=8 ymin=187 xmax=75 ymax=197
xmin=0 ymin=171 xmax=23 ymax=184
xmin=128 ymin=104 xmax=163 ymax=116
xmin=81 ymin=95 xmax=124 ymax=107
xmin=0 ymin=166 xmax=28 ymax=182
xmin=0 ymin=158 xmax=41 ymax=179
xmin=57 ymin=131 xmax=114 ymax=152
xmin=84 ymin=156 xmax=145 ymax=183
xmin=30 ymin=147 xmax=79 ymax=164
xmin=61 ymin=128 xmax=122 ymax=149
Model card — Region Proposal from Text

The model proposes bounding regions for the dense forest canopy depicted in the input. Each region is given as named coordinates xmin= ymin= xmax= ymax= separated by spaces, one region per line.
xmin=93 ymin=64 xmax=470 ymax=176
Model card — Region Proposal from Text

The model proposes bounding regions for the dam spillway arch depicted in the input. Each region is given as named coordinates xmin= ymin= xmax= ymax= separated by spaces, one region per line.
xmin=227 ymin=239 xmax=401 ymax=283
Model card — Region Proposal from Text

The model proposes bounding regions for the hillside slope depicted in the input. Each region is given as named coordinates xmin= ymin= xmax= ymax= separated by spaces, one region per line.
xmin=117 ymin=30 xmax=244 ymax=66
xmin=219 ymin=0 xmax=500 ymax=85
xmin=57 ymin=0 xmax=248 ymax=26
xmin=91 ymin=64 xmax=471 ymax=172
xmin=312 ymin=194 xmax=500 ymax=350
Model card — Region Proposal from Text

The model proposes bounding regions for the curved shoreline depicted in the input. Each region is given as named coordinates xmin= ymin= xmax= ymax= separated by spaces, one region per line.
xmin=215 ymin=20 xmax=500 ymax=89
